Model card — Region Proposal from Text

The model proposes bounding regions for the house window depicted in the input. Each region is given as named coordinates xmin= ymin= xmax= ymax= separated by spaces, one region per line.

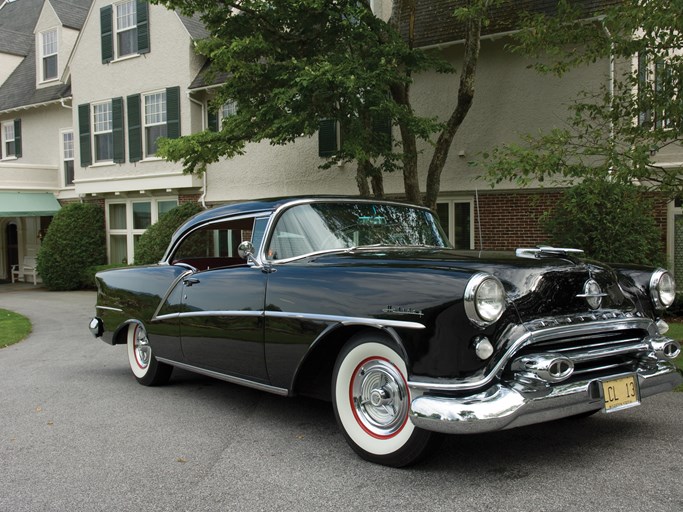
xmin=62 ymin=131 xmax=74 ymax=186
xmin=106 ymin=197 xmax=179 ymax=264
xmin=208 ymin=101 xmax=237 ymax=131
xmin=436 ymin=200 xmax=473 ymax=250
xmin=115 ymin=0 xmax=137 ymax=57
xmin=41 ymin=29 xmax=58 ymax=81
xmin=101 ymin=1 xmax=148 ymax=63
xmin=221 ymin=101 xmax=238 ymax=119
xmin=2 ymin=122 xmax=16 ymax=159
xmin=93 ymin=101 xmax=113 ymax=162
xmin=144 ymin=91 xmax=166 ymax=157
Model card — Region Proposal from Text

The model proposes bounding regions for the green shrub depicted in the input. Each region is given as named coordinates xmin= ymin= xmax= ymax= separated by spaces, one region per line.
xmin=80 ymin=263 xmax=130 ymax=290
xmin=37 ymin=202 xmax=107 ymax=290
xmin=541 ymin=179 xmax=663 ymax=266
xmin=134 ymin=202 xmax=204 ymax=265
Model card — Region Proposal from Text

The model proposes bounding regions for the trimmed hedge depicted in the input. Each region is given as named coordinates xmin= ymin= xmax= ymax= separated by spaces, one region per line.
xmin=37 ymin=202 xmax=107 ymax=290
xmin=134 ymin=202 xmax=204 ymax=265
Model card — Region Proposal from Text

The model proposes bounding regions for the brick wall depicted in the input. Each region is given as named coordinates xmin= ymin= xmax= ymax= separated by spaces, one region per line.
xmin=179 ymin=194 xmax=201 ymax=205
xmin=474 ymin=190 xmax=561 ymax=250
xmin=473 ymin=189 xmax=668 ymax=251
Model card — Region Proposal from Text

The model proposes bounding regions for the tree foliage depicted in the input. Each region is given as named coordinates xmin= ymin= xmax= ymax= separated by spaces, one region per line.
xmin=36 ymin=203 xmax=107 ymax=290
xmin=484 ymin=0 xmax=683 ymax=195
xmin=152 ymin=0 xmax=494 ymax=208
xmin=541 ymin=179 xmax=663 ymax=266
xmin=134 ymin=202 xmax=204 ymax=264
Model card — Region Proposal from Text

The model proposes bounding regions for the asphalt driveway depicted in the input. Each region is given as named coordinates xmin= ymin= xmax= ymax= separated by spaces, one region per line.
xmin=1 ymin=284 xmax=682 ymax=512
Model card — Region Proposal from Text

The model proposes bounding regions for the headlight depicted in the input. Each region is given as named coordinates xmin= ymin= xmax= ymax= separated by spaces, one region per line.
xmin=465 ymin=273 xmax=507 ymax=327
xmin=650 ymin=269 xmax=676 ymax=310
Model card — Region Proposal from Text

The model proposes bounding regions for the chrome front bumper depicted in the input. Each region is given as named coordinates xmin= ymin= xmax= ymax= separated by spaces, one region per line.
xmin=409 ymin=362 xmax=682 ymax=434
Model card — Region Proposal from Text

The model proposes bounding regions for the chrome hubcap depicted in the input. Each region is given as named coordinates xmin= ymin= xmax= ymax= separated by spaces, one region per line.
xmin=351 ymin=359 xmax=409 ymax=438
xmin=134 ymin=327 xmax=151 ymax=369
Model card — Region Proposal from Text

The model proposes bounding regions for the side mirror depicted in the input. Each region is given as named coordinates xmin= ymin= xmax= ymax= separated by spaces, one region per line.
xmin=238 ymin=241 xmax=255 ymax=261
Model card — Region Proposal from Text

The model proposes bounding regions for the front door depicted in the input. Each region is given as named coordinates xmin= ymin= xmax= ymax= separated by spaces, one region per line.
xmin=6 ymin=223 xmax=18 ymax=281
xmin=179 ymin=265 xmax=269 ymax=382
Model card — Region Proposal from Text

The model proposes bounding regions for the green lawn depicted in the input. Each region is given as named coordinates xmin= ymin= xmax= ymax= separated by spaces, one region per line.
xmin=0 ymin=309 xmax=32 ymax=349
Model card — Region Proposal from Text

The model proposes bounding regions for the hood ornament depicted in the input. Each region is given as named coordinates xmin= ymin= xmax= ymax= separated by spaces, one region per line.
xmin=576 ymin=279 xmax=608 ymax=310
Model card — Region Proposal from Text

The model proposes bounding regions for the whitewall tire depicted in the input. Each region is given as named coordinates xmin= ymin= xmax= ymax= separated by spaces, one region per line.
xmin=126 ymin=323 xmax=172 ymax=386
xmin=332 ymin=333 xmax=437 ymax=467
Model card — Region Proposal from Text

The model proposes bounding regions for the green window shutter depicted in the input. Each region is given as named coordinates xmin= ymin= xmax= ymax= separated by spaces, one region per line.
xmin=13 ymin=119 xmax=22 ymax=158
xmin=318 ymin=119 xmax=337 ymax=157
xmin=127 ymin=94 xmax=142 ymax=162
xmin=136 ymin=0 xmax=150 ymax=55
xmin=208 ymin=109 xmax=219 ymax=132
xmin=373 ymin=117 xmax=392 ymax=152
xmin=78 ymin=103 xmax=92 ymax=167
xmin=166 ymin=86 xmax=181 ymax=139
xmin=100 ymin=6 xmax=113 ymax=64
xmin=112 ymin=97 xmax=125 ymax=163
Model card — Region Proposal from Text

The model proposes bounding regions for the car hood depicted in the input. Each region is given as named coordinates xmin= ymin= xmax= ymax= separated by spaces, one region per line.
xmin=308 ymin=248 xmax=643 ymax=324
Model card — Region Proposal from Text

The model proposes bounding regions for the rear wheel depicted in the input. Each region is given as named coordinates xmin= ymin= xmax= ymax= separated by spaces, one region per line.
xmin=332 ymin=333 xmax=437 ymax=467
xmin=126 ymin=323 xmax=172 ymax=386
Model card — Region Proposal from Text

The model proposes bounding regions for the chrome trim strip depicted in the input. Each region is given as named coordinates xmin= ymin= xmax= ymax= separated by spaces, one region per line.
xmin=96 ymin=305 xmax=124 ymax=312
xmin=153 ymin=309 xmax=425 ymax=330
xmin=151 ymin=270 xmax=194 ymax=321
xmin=265 ymin=311 xmax=425 ymax=330
xmin=563 ymin=341 xmax=651 ymax=364
xmin=155 ymin=358 xmax=289 ymax=396
xmin=408 ymin=318 xmax=656 ymax=392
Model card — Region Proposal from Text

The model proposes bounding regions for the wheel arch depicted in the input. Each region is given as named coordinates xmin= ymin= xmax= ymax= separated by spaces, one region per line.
xmin=112 ymin=319 xmax=145 ymax=345
xmin=291 ymin=324 xmax=408 ymax=401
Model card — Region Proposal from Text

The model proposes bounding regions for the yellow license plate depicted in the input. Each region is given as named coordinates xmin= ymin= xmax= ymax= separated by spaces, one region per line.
xmin=602 ymin=375 xmax=640 ymax=413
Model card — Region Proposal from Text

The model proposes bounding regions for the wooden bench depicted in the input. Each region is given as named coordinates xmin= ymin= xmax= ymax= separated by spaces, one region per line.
xmin=11 ymin=256 xmax=39 ymax=285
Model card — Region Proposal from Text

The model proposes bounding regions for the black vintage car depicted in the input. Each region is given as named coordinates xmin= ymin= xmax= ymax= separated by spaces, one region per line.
xmin=89 ymin=197 xmax=682 ymax=466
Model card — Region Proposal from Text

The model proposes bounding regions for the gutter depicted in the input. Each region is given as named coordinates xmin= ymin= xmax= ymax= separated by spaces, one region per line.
xmin=0 ymin=97 xmax=68 ymax=116
xmin=186 ymin=90 xmax=208 ymax=209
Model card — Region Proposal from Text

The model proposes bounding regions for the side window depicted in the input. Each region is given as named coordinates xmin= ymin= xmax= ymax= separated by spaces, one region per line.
xmin=172 ymin=216 xmax=264 ymax=270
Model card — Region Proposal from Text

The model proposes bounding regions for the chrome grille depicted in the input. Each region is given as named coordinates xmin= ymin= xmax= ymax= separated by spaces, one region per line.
xmin=510 ymin=327 xmax=651 ymax=381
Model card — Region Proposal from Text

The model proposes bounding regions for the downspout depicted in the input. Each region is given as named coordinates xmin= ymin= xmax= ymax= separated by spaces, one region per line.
xmin=602 ymin=19 xmax=615 ymax=143
xmin=187 ymin=90 xmax=208 ymax=209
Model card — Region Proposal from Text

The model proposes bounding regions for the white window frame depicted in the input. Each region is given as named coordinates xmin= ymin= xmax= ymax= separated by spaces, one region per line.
xmin=92 ymin=101 xmax=114 ymax=163
xmin=105 ymin=197 xmax=178 ymax=264
xmin=436 ymin=198 xmax=475 ymax=250
xmin=221 ymin=101 xmax=238 ymax=120
xmin=61 ymin=129 xmax=74 ymax=187
xmin=1 ymin=121 xmax=16 ymax=160
xmin=115 ymin=0 xmax=138 ymax=59
xmin=40 ymin=28 xmax=59 ymax=83
xmin=143 ymin=90 xmax=167 ymax=158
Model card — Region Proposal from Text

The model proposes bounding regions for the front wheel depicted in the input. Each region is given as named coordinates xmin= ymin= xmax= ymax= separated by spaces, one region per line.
xmin=332 ymin=333 xmax=438 ymax=467
xmin=126 ymin=323 xmax=172 ymax=386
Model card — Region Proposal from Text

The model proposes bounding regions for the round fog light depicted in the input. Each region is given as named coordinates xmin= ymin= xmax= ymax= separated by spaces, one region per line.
xmin=474 ymin=337 xmax=494 ymax=360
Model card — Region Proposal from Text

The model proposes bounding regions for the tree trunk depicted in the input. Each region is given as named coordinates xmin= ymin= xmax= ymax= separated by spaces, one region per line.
xmin=355 ymin=161 xmax=371 ymax=197
xmin=389 ymin=1 xmax=421 ymax=204
xmin=424 ymin=4 xmax=484 ymax=211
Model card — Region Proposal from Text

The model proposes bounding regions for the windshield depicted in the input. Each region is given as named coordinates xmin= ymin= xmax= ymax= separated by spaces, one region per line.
xmin=266 ymin=202 xmax=451 ymax=261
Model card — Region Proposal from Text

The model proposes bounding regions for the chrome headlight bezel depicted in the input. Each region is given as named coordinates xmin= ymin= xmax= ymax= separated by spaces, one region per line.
xmin=464 ymin=273 xmax=507 ymax=328
xmin=650 ymin=269 xmax=676 ymax=310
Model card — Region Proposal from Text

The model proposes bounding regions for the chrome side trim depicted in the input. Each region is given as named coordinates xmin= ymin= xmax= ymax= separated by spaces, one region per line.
xmin=96 ymin=305 xmax=124 ymax=312
xmin=151 ymin=270 xmax=194 ymax=321
xmin=408 ymin=318 xmax=656 ymax=392
xmin=153 ymin=309 xmax=426 ymax=330
xmin=155 ymin=358 xmax=289 ymax=396
xmin=154 ymin=310 xmax=264 ymax=321
xmin=265 ymin=311 xmax=426 ymax=330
